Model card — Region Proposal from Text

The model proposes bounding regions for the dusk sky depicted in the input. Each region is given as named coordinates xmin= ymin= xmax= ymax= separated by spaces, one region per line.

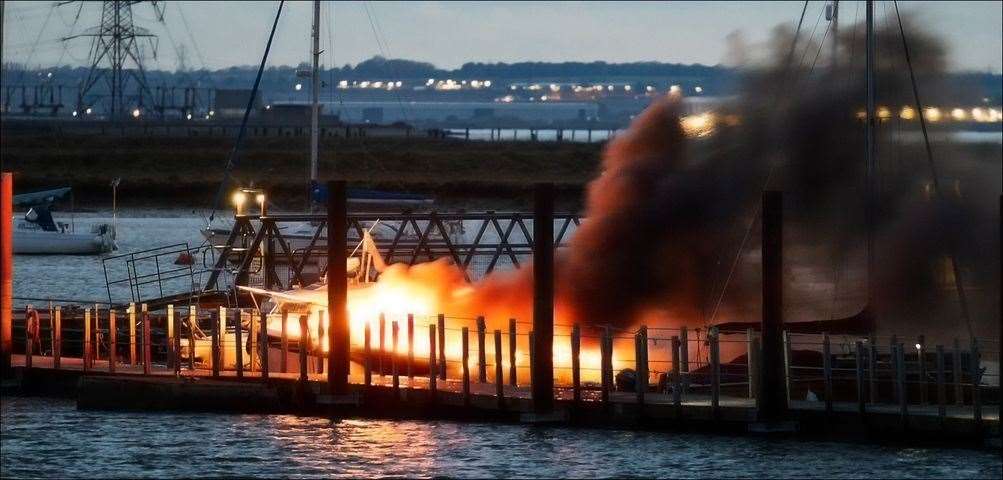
xmin=3 ymin=1 xmax=1002 ymax=73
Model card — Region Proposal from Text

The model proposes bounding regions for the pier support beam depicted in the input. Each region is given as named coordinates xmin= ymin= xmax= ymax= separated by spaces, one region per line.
xmin=327 ymin=180 xmax=349 ymax=394
xmin=531 ymin=183 xmax=555 ymax=414
xmin=1 ymin=172 xmax=12 ymax=372
xmin=758 ymin=190 xmax=788 ymax=421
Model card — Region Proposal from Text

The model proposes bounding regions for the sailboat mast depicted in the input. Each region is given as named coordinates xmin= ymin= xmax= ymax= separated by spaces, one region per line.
xmin=309 ymin=0 xmax=321 ymax=187
xmin=865 ymin=0 xmax=876 ymax=309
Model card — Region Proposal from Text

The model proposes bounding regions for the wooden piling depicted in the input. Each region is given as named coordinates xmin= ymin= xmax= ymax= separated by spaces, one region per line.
xmin=53 ymin=306 xmax=61 ymax=369
xmin=783 ymin=330 xmax=793 ymax=402
xmin=760 ymin=190 xmax=786 ymax=420
xmin=895 ymin=344 xmax=907 ymax=419
xmin=747 ymin=329 xmax=757 ymax=398
xmin=477 ymin=316 xmax=487 ymax=383
xmin=952 ymin=338 xmax=963 ymax=405
xmin=407 ymin=313 xmax=415 ymax=388
xmin=391 ymin=320 xmax=400 ymax=397
xmin=316 ymin=310 xmax=326 ymax=374
xmin=327 ymin=180 xmax=350 ymax=395
xmin=601 ymin=326 xmax=612 ymax=404
xmin=188 ymin=306 xmax=196 ymax=371
xmin=83 ymin=308 xmax=91 ymax=372
xmin=532 ymin=182 xmax=555 ymax=414
xmin=936 ymin=345 xmax=946 ymax=421
xmin=380 ymin=312 xmax=387 ymax=376
xmin=868 ymin=334 xmax=878 ymax=404
xmin=211 ymin=310 xmax=220 ymax=378
xmin=823 ymin=332 xmax=833 ymax=414
xmin=298 ymin=315 xmax=309 ymax=382
xmin=917 ymin=335 xmax=927 ymax=404
xmin=129 ymin=303 xmax=136 ymax=365
xmin=508 ymin=318 xmax=517 ymax=386
xmin=234 ymin=309 xmax=244 ymax=379
xmin=635 ymin=326 xmax=648 ymax=406
xmin=259 ymin=310 xmax=268 ymax=379
xmin=24 ymin=312 xmax=33 ymax=369
xmin=462 ymin=327 xmax=471 ymax=406
xmin=495 ymin=329 xmax=504 ymax=407
xmin=969 ymin=339 xmax=981 ymax=429
xmin=93 ymin=305 xmax=101 ymax=361
xmin=280 ymin=311 xmax=289 ymax=373
xmin=142 ymin=309 xmax=152 ymax=375
xmin=710 ymin=331 xmax=720 ymax=417
xmin=437 ymin=314 xmax=446 ymax=380
xmin=571 ymin=324 xmax=581 ymax=404
xmin=364 ymin=322 xmax=372 ymax=386
xmin=890 ymin=335 xmax=899 ymax=404
xmin=249 ymin=309 xmax=257 ymax=373
xmin=680 ymin=326 xmax=689 ymax=393
xmin=0 ymin=173 xmax=11 ymax=371
xmin=671 ymin=336 xmax=682 ymax=409
xmin=109 ymin=310 xmax=117 ymax=373
xmin=167 ymin=305 xmax=175 ymax=369
xmin=173 ymin=310 xmax=182 ymax=376
xmin=855 ymin=341 xmax=865 ymax=414
xmin=428 ymin=324 xmax=437 ymax=398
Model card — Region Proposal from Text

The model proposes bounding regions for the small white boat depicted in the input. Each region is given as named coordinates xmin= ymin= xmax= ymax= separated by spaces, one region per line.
xmin=12 ymin=187 xmax=117 ymax=255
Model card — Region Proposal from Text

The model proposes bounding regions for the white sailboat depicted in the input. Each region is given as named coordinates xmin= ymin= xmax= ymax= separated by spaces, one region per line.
xmin=12 ymin=187 xmax=117 ymax=255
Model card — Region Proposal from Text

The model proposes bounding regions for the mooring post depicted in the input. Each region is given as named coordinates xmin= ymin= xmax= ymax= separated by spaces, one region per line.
xmin=379 ymin=312 xmax=387 ymax=376
xmin=316 ymin=310 xmax=325 ymax=374
xmin=868 ymin=334 xmax=878 ymax=404
xmin=532 ymin=182 xmax=555 ymax=414
xmin=211 ymin=310 xmax=220 ymax=378
xmin=601 ymin=326 xmax=612 ymax=404
xmin=671 ymin=336 xmax=682 ymax=409
xmin=477 ymin=316 xmax=487 ymax=383
xmin=24 ymin=311 xmax=33 ymax=369
xmin=895 ymin=344 xmax=907 ymax=420
xmin=437 ymin=314 xmax=446 ymax=380
xmin=142 ymin=308 xmax=152 ymax=375
xmin=83 ymin=308 xmax=91 ymax=372
xmin=249 ymin=309 xmax=257 ymax=373
xmin=259 ymin=310 xmax=268 ymax=379
xmin=495 ymin=329 xmax=504 ymax=407
xmin=391 ymin=320 xmax=400 ymax=397
xmin=407 ymin=313 xmax=415 ymax=388
xmin=855 ymin=341 xmax=865 ymax=414
xmin=363 ymin=322 xmax=372 ymax=387
xmin=571 ymin=324 xmax=581 ymax=404
xmin=462 ymin=326 xmax=471 ymax=407
xmin=635 ymin=326 xmax=648 ymax=406
xmin=935 ymin=345 xmax=946 ymax=422
xmin=327 ymin=180 xmax=350 ymax=395
xmin=298 ymin=315 xmax=309 ymax=382
xmin=748 ymin=329 xmax=760 ymax=399
xmin=969 ymin=338 xmax=981 ymax=429
xmin=173 ymin=310 xmax=182 ymax=376
xmin=280 ymin=311 xmax=289 ymax=374
xmin=680 ymin=326 xmax=689 ymax=393
xmin=166 ymin=305 xmax=175 ymax=369
xmin=429 ymin=324 xmax=437 ymax=399
xmin=128 ymin=303 xmax=136 ymax=365
xmin=93 ymin=305 xmax=101 ymax=361
xmin=508 ymin=318 xmax=517 ymax=386
xmin=917 ymin=335 xmax=927 ymax=404
xmin=952 ymin=338 xmax=963 ymax=405
xmin=234 ymin=309 xmax=244 ymax=379
xmin=783 ymin=330 xmax=793 ymax=404
xmin=823 ymin=332 xmax=833 ymax=415
xmin=53 ymin=307 xmax=62 ymax=369
xmin=109 ymin=310 xmax=117 ymax=373
xmin=0 ymin=172 xmax=12 ymax=372
xmin=759 ymin=190 xmax=786 ymax=420
xmin=188 ymin=306 xmax=196 ymax=371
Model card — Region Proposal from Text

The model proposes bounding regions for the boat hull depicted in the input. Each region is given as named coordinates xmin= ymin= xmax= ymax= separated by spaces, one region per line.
xmin=13 ymin=230 xmax=114 ymax=255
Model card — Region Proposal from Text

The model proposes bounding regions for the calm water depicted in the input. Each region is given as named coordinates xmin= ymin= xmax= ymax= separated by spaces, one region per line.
xmin=2 ymin=397 xmax=1000 ymax=479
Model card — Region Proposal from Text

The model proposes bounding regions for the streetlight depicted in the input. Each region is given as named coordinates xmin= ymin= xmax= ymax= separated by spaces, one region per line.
xmin=132 ymin=108 xmax=141 ymax=118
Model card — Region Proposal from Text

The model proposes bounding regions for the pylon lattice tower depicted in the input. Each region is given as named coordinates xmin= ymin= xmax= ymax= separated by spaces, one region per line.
xmin=61 ymin=1 xmax=165 ymax=118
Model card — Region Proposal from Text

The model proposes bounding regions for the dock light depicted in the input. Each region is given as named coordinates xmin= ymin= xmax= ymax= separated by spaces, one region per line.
xmin=295 ymin=83 xmax=303 ymax=91
xmin=186 ymin=113 xmax=193 ymax=120
xmin=624 ymin=85 xmax=632 ymax=92
xmin=899 ymin=106 xmax=916 ymax=120
xmin=923 ymin=107 xmax=941 ymax=122
xmin=265 ymin=104 xmax=271 ymax=110
xmin=72 ymin=110 xmax=78 ymax=117
xmin=915 ymin=343 xmax=922 ymax=350
xmin=85 ymin=107 xmax=92 ymax=115
xmin=694 ymin=86 xmax=703 ymax=93
xmin=132 ymin=108 xmax=141 ymax=118
xmin=209 ymin=110 xmax=215 ymax=117
xmin=232 ymin=191 xmax=248 ymax=216
xmin=484 ymin=80 xmax=491 ymax=87
xmin=951 ymin=108 xmax=966 ymax=121
xmin=256 ymin=193 xmax=267 ymax=216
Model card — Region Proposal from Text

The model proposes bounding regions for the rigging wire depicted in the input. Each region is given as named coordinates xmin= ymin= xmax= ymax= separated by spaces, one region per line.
xmin=891 ymin=0 xmax=974 ymax=339
xmin=706 ymin=0 xmax=811 ymax=328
